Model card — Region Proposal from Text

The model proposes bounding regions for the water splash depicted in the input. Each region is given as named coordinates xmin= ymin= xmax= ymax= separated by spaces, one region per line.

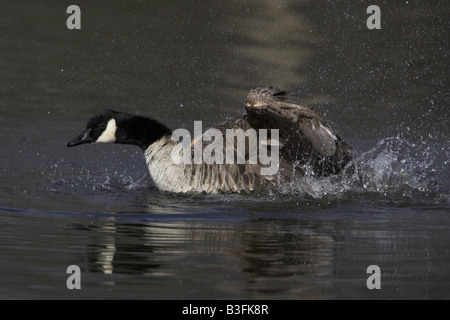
xmin=46 ymin=166 xmax=151 ymax=195
xmin=45 ymin=135 xmax=447 ymax=207
xmin=289 ymin=134 xmax=447 ymax=203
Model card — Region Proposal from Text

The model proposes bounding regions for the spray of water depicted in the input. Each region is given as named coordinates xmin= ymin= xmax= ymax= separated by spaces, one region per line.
xmin=47 ymin=134 xmax=447 ymax=207
xmin=286 ymin=134 xmax=447 ymax=204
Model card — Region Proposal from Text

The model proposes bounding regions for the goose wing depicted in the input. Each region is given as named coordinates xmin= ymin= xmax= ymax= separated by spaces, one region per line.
xmin=213 ymin=117 xmax=296 ymax=187
xmin=244 ymin=87 xmax=352 ymax=176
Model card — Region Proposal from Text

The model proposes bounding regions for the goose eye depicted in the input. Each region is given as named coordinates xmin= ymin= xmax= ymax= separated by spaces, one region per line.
xmin=99 ymin=122 xmax=106 ymax=129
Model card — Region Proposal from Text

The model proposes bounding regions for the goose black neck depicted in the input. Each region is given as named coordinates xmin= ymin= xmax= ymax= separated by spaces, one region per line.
xmin=116 ymin=114 xmax=172 ymax=151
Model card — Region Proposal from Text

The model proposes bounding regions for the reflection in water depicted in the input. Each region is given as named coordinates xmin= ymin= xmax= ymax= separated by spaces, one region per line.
xmin=87 ymin=218 xmax=116 ymax=275
xmin=73 ymin=217 xmax=334 ymax=292
xmin=66 ymin=211 xmax=450 ymax=299
xmin=222 ymin=0 xmax=315 ymax=91
xmin=73 ymin=215 xmax=335 ymax=297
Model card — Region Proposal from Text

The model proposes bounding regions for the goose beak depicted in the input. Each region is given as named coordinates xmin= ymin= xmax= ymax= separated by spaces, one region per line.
xmin=67 ymin=128 xmax=93 ymax=147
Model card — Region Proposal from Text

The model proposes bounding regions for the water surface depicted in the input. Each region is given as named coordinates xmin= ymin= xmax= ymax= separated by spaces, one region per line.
xmin=0 ymin=0 xmax=449 ymax=299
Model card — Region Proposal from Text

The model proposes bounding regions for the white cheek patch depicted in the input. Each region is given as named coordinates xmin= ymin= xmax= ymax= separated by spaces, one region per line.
xmin=96 ymin=118 xmax=117 ymax=143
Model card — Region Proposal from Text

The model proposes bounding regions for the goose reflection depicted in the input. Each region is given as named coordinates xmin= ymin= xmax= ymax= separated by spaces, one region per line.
xmin=69 ymin=212 xmax=336 ymax=297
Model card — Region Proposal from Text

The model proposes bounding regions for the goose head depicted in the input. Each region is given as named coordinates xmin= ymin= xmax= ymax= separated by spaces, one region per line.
xmin=67 ymin=109 xmax=171 ymax=151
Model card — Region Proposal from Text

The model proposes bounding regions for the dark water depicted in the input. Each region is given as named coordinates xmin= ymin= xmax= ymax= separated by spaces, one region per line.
xmin=0 ymin=0 xmax=449 ymax=299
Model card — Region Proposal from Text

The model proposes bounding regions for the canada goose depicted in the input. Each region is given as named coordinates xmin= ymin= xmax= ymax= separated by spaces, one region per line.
xmin=67 ymin=87 xmax=352 ymax=193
